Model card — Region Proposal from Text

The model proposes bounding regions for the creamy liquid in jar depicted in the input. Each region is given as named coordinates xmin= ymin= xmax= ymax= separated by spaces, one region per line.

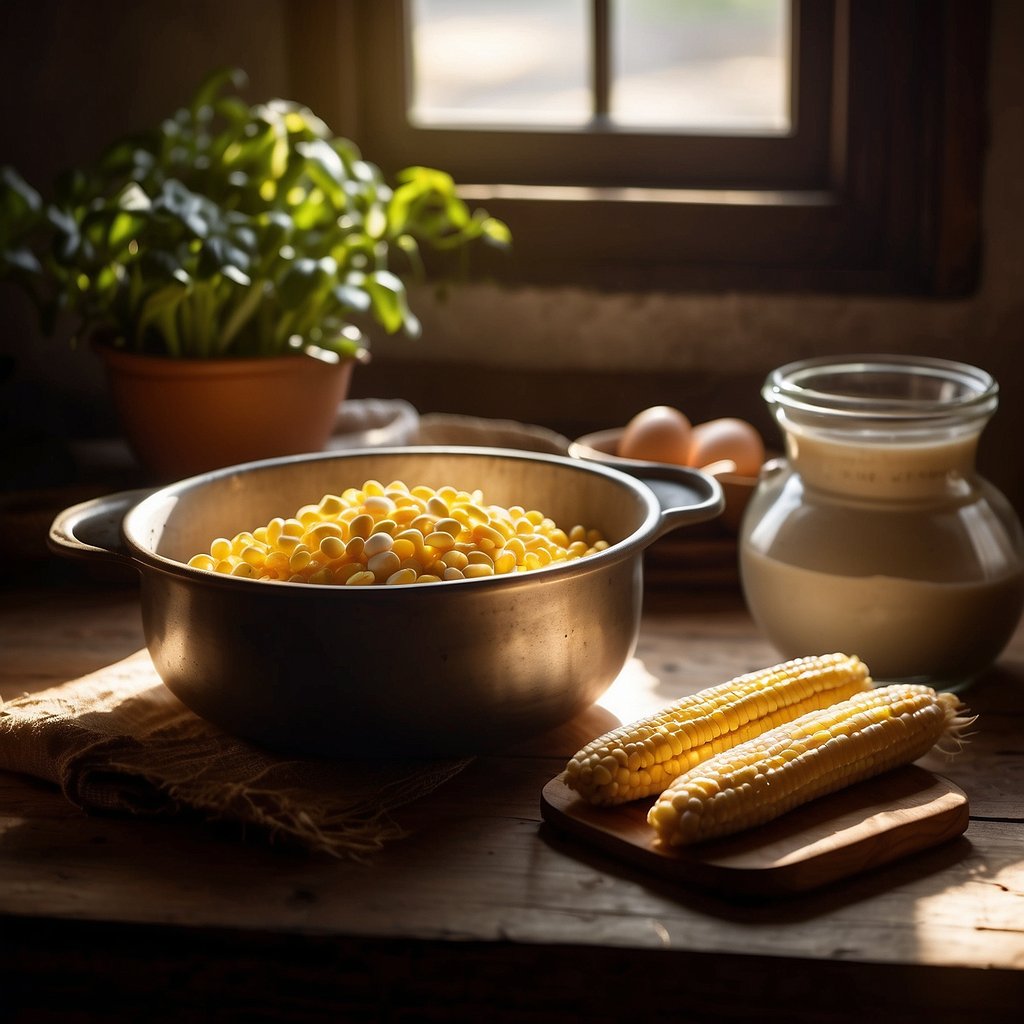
xmin=740 ymin=359 xmax=1024 ymax=688
xmin=741 ymin=547 xmax=1024 ymax=683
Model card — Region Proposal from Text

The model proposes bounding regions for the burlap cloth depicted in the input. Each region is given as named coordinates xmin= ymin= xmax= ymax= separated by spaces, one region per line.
xmin=0 ymin=650 xmax=472 ymax=858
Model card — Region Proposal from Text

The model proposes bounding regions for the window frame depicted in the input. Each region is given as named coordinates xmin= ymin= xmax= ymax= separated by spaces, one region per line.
xmin=361 ymin=0 xmax=830 ymax=189
xmin=290 ymin=0 xmax=990 ymax=296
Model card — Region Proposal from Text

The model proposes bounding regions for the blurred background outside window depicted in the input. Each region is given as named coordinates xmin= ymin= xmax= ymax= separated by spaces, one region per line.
xmin=408 ymin=0 xmax=790 ymax=132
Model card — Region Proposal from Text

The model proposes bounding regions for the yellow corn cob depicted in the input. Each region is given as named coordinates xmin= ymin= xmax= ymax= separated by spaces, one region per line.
xmin=647 ymin=684 xmax=973 ymax=847
xmin=564 ymin=653 xmax=871 ymax=806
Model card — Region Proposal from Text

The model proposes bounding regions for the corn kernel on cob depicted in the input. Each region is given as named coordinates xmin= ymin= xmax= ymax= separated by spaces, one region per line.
xmin=565 ymin=653 xmax=871 ymax=805
xmin=647 ymin=683 xmax=973 ymax=846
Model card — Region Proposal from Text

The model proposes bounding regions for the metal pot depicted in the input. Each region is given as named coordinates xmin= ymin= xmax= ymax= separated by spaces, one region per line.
xmin=49 ymin=447 xmax=722 ymax=757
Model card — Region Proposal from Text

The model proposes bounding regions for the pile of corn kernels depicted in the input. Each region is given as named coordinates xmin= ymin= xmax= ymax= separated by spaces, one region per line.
xmin=186 ymin=478 xmax=609 ymax=585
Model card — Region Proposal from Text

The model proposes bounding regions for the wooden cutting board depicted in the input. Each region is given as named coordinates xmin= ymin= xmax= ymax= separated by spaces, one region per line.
xmin=540 ymin=764 xmax=969 ymax=896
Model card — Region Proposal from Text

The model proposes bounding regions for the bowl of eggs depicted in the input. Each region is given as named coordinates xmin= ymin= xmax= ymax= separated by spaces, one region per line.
xmin=569 ymin=405 xmax=768 ymax=533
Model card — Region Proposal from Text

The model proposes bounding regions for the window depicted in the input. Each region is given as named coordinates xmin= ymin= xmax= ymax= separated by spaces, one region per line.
xmin=292 ymin=1 xmax=990 ymax=295
xmin=406 ymin=0 xmax=790 ymax=133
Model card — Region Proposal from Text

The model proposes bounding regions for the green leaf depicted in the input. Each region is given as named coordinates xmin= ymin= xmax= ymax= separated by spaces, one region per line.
xmin=481 ymin=216 xmax=512 ymax=246
xmin=1 ymin=248 xmax=41 ymax=275
xmin=191 ymin=67 xmax=248 ymax=118
xmin=107 ymin=211 xmax=143 ymax=249
xmin=136 ymin=282 xmax=188 ymax=355
xmin=116 ymin=182 xmax=152 ymax=212
xmin=332 ymin=282 xmax=372 ymax=313
xmin=198 ymin=236 xmax=251 ymax=281
xmin=278 ymin=256 xmax=335 ymax=309
xmin=364 ymin=269 xmax=413 ymax=334
xmin=0 ymin=166 xmax=42 ymax=220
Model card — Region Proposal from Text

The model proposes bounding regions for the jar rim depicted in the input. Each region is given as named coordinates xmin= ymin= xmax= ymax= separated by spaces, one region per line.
xmin=764 ymin=354 xmax=998 ymax=421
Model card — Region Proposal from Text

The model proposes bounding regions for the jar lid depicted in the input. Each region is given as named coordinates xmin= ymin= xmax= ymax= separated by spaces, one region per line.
xmin=764 ymin=354 xmax=998 ymax=427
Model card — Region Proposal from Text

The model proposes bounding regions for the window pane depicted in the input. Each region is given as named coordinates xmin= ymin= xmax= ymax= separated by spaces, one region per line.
xmin=612 ymin=0 xmax=790 ymax=131
xmin=409 ymin=0 xmax=589 ymax=127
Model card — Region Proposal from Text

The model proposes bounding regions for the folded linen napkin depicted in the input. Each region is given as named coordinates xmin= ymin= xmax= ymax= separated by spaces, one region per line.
xmin=0 ymin=650 xmax=471 ymax=858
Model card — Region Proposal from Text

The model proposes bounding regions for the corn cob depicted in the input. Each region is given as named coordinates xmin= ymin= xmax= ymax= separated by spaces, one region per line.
xmin=647 ymin=684 xmax=973 ymax=847
xmin=564 ymin=653 xmax=871 ymax=806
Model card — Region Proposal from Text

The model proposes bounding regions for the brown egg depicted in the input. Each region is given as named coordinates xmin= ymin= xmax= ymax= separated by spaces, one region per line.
xmin=687 ymin=418 xmax=765 ymax=477
xmin=618 ymin=405 xmax=693 ymax=465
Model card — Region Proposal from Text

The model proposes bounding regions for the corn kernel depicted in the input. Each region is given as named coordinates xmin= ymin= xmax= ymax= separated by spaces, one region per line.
xmin=333 ymin=562 xmax=364 ymax=584
xmin=494 ymin=551 xmax=517 ymax=574
xmin=349 ymin=513 xmax=373 ymax=539
xmin=276 ymin=532 xmax=303 ymax=554
xmin=364 ymin=495 xmax=396 ymax=516
xmin=230 ymin=531 xmax=257 ymax=553
xmin=319 ymin=535 xmax=346 ymax=560
xmin=461 ymin=502 xmax=489 ymax=524
xmin=433 ymin=517 xmax=463 ymax=538
xmin=363 ymin=532 xmax=394 ymax=557
xmin=505 ymin=537 xmax=526 ymax=562
xmin=474 ymin=524 xmax=506 ymax=548
xmin=488 ymin=518 xmax=515 ymax=540
xmin=425 ymin=531 xmax=457 ymax=552
xmin=392 ymin=506 xmax=421 ymax=525
xmin=410 ymin=514 xmax=436 ymax=534
xmin=306 ymin=521 xmax=344 ymax=543
xmin=265 ymin=550 xmax=290 ymax=573
xmin=439 ymin=549 xmax=469 ymax=570
xmin=240 ymin=544 xmax=265 ymax=567
xmin=210 ymin=537 xmax=232 ymax=560
xmin=390 ymin=538 xmax=416 ymax=561
xmin=427 ymin=495 xmax=449 ymax=516
xmin=318 ymin=494 xmax=343 ymax=516
xmin=395 ymin=527 xmax=426 ymax=547
xmin=345 ymin=570 xmax=376 ymax=586
xmin=187 ymin=479 xmax=608 ymax=587
xmin=367 ymin=550 xmax=401 ymax=580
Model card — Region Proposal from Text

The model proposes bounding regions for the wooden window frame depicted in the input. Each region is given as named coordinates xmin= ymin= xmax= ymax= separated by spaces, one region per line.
xmin=289 ymin=0 xmax=990 ymax=296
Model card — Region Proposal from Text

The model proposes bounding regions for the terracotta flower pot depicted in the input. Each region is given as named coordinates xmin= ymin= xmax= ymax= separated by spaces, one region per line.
xmin=96 ymin=344 xmax=357 ymax=480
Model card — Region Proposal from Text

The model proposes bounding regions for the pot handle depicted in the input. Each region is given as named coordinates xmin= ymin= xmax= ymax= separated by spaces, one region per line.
xmin=632 ymin=464 xmax=726 ymax=541
xmin=48 ymin=488 xmax=152 ymax=568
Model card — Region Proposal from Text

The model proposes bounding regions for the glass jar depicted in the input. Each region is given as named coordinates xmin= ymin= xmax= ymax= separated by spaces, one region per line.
xmin=739 ymin=354 xmax=1024 ymax=689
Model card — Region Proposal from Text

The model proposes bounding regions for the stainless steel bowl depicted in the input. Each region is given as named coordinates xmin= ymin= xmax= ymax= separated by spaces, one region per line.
xmin=49 ymin=447 xmax=723 ymax=757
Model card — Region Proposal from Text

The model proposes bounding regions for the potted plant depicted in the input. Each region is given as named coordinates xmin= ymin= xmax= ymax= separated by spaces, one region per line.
xmin=0 ymin=67 xmax=510 ymax=479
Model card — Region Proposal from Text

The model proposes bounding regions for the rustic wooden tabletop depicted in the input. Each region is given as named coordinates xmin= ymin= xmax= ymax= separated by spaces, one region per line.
xmin=1 ymin=511 xmax=1022 ymax=1022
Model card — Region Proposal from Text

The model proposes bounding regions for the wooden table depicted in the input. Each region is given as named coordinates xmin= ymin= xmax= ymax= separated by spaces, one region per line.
xmin=2 ymin=539 xmax=1023 ymax=1022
